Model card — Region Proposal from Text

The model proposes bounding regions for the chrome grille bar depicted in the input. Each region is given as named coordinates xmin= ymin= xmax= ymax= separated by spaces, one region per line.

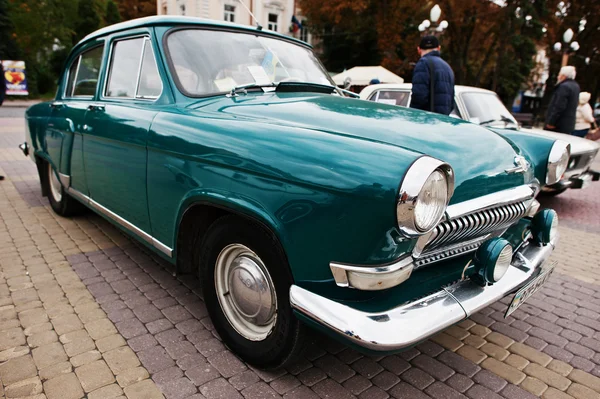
xmin=423 ymin=201 xmax=528 ymax=254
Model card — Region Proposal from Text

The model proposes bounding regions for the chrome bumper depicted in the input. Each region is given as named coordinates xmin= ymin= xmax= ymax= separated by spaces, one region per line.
xmin=290 ymin=236 xmax=557 ymax=351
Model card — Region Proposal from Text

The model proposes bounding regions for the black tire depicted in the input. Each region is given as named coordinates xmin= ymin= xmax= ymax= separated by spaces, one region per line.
xmin=197 ymin=215 xmax=305 ymax=369
xmin=540 ymin=187 xmax=567 ymax=197
xmin=45 ymin=162 xmax=86 ymax=216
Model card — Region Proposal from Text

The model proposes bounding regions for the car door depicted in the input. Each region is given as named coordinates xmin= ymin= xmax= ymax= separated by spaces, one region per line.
xmin=83 ymin=34 xmax=163 ymax=235
xmin=46 ymin=43 xmax=105 ymax=195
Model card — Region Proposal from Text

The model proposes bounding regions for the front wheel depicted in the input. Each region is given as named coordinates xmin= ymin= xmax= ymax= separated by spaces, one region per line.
xmin=197 ymin=215 xmax=305 ymax=369
xmin=46 ymin=162 xmax=85 ymax=216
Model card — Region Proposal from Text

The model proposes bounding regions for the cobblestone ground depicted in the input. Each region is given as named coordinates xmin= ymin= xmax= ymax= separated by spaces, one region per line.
xmin=2 ymin=110 xmax=600 ymax=399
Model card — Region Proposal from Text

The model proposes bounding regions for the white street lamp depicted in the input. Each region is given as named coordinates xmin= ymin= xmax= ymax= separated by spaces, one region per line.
xmin=563 ymin=28 xmax=574 ymax=43
xmin=439 ymin=20 xmax=448 ymax=30
xmin=418 ymin=24 xmax=426 ymax=32
xmin=422 ymin=19 xmax=431 ymax=28
xmin=430 ymin=5 xmax=441 ymax=23
xmin=553 ymin=42 xmax=562 ymax=52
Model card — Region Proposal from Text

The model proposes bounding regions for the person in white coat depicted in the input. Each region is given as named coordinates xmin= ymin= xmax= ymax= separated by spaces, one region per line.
xmin=573 ymin=91 xmax=596 ymax=137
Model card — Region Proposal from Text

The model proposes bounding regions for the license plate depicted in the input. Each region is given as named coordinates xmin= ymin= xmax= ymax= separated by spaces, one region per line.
xmin=505 ymin=262 xmax=556 ymax=318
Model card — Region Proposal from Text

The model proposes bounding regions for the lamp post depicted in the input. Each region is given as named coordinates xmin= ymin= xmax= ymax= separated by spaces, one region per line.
xmin=554 ymin=28 xmax=580 ymax=67
xmin=418 ymin=4 xmax=448 ymax=36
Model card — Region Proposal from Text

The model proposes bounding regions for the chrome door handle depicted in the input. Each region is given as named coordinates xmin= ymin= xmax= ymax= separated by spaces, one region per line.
xmin=87 ymin=104 xmax=105 ymax=112
xmin=49 ymin=102 xmax=64 ymax=109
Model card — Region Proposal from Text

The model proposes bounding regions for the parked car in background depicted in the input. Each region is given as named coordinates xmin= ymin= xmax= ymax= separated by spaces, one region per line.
xmin=23 ymin=16 xmax=566 ymax=368
xmin=361 ymin=84 xmax=600 ymax=195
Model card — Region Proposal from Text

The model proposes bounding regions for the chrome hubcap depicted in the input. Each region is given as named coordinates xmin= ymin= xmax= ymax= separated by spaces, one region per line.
xmin=215 ymin=244 xmax=277 ymax=341
xmin=48 ymin=164 xmax=62 ymax=202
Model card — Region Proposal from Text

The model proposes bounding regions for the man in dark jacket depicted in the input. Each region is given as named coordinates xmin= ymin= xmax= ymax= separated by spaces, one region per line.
xmin=410 ymin=36 xmax=455 ymax=115
xmin=545 ymin=66 xmax=580 ymax=134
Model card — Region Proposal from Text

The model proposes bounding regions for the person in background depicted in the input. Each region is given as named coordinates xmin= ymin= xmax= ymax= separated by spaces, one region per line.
xmin=573 ymin=92 xmax=596 ymax=138
xmin=410 ymin=35 xmax=455 ymax=115
xmin=369 ymin=78 xmax=381 ymax=85
xmin=545 ymin=66 xmax=580 ymax=134
xmin=0 ymin=60 xmax=6 ymax=107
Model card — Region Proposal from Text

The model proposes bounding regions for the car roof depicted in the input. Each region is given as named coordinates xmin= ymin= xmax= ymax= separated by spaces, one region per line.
xmin=358 ymin=83 xmax=495 ymax=99
xmin=80 ymin=15 xmax=309 ymax=48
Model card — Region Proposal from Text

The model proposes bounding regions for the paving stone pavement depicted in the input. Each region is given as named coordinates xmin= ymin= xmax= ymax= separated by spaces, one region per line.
xmin=2 ymin=111 xmax=600 ymax=399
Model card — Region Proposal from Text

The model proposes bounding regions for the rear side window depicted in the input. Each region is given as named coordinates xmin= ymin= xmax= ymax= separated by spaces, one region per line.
xmin=65 ymin=45 xmax=104 ymax=98
xmin=105 ymin=37 xmax=162 ymax=99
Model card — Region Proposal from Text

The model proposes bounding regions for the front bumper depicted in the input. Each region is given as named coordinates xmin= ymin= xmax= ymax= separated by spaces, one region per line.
xmin=551 ymin=169 xmax=600 ymax=190
xmin=290 ymin=236 xmax=557 ymax=351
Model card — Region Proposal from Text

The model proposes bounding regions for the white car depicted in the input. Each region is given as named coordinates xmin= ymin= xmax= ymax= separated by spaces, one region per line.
xmin=360 ymin=83 xmax=600 ymax=195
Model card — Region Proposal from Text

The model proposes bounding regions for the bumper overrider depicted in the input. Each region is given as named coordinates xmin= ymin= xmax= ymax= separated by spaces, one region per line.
xmin=553 ymin=169 xmax=600 ymax=190
xmin=289 ymin=235 xmax=557 ymax=352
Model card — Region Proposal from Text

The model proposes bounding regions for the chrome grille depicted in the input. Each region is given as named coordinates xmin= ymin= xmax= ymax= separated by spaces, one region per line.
xmin=417 ymin=200 xmax=528 ymax=265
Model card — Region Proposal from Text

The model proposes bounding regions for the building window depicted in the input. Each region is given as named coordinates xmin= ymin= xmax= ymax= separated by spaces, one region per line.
xmin=224 ymin=4 xmax=235 ymax=22
xmin=268 ymin=13 xmax=278 ymax=32
xmin=180 ymin=4 xmax=186 ymax=15
xmin=300 ymin=21 xmax=309 ymax=42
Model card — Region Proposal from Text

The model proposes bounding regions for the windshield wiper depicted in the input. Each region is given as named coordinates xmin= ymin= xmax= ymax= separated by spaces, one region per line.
xmin=228 ymin=82 xmax=276 ymax=97
xmin=479 ymin=115 xmax=516 ymax=127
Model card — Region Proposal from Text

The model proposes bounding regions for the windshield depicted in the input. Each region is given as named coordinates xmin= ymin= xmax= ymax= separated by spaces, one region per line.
xmin=166 ymin=29 xmax=334 ymax=96
xmin=461 ymin=92 xmax=518 ymax=127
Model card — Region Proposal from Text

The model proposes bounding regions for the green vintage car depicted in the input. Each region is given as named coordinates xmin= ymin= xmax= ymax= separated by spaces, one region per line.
xmin=22 ymin=16 xmax=568 ymax=368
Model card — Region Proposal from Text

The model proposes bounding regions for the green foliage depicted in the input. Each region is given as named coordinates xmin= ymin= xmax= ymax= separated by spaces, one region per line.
xmin=116 ymin=0 xmax=156 ymax=21
xmin=0 ymin=0 xmax=20 ymax=59
xmin=105 ymin=0 xmax=121 ymax=25
xmin=74 ymin=0 xmax=100 ymax=44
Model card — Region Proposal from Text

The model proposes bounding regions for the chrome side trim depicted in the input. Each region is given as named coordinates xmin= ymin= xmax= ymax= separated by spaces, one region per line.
xmin=330 ymin=254 xmax=414 ymax=290
xmin=445 ymin=185 xmax=535 ymax=220
xmin=67 ymin=187 xmax=173 ymax=257
xmin=58 ymin=173 xmax=70 ymax=188
xmin=291 ymin=235 xmax=557 ymax=351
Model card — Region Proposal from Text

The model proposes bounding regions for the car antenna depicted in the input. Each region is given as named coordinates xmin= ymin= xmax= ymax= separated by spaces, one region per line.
xmin=237 ymin=0 xmax=263 ymax=30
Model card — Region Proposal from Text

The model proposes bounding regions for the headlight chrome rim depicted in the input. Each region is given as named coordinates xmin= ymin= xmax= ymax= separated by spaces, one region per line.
xmin=546 ymin=140 xmax=570 ymax=185
xmin=397 ymin=156 xmax=454 ymax=238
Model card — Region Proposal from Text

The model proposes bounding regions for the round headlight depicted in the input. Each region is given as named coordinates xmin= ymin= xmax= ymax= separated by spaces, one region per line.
xmin=546 ymin=141 xmax=570 ymax=185
xmin=414 ymin=170 xmax=448 ymax=231
xmin=531 ymin=209 xmax=558 ymax=245
xmin=397 ymin=157 xmax=454 ymax=237
xmin=473 ymin=238 xmax=513 ymax=286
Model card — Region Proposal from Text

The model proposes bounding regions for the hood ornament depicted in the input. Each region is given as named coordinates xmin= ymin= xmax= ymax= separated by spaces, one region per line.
xmin=505 ymin=155 xmax=530 ymax=174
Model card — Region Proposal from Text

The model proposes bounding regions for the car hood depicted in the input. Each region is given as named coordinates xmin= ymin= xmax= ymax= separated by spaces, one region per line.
xmin=188 ymin=92 xmax=533 ymax=203
xmin=521 ymin=127 xmax=599 ymax=155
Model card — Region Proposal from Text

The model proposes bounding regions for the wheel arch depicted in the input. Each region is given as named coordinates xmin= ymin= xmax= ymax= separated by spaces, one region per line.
xmin=173 ymin=193 xmax=291 ymax=277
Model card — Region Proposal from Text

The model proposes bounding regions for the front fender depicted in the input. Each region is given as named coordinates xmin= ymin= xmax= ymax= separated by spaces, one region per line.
xmin=491 ymin=128 xmax=556 ymax=186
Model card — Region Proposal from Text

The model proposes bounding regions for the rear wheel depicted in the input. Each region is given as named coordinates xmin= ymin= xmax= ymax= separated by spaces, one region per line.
xmin=46 ymin=162 xmax=85 ymax=216
xmin=197 ymin=215 xmax=305 ymax=369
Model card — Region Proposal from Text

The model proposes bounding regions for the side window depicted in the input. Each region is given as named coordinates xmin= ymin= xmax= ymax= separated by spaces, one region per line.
xmin=65 ymin=59 xmax=79 ymax=97
xmin=371 ymin=90 xmax=410 ymax=107
xmin=65 ymin=45 xmax=104 ymax=98
xmin=106 ymin=38 xmax=144 ymax=97
xmin=137 ymin=39 xmax=162 ymax=98
xmin=106 ymin=37 xmax=162 ymax=99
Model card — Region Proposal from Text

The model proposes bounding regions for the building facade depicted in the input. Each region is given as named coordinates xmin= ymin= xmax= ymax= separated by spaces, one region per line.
xmin=157 ymin=0 xmax=311 ymax=44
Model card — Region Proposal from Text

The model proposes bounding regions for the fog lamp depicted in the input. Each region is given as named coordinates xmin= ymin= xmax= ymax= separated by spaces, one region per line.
xmin=472 ymin=238 xmax=513 ymax=286
xmin=531 ymin=209 xmax=558 ymax=245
